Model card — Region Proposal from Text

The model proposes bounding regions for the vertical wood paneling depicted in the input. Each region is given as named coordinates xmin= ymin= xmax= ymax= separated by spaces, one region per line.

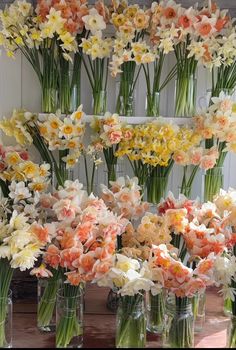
xmin=0 ymin=51 xmax=22 ymax=144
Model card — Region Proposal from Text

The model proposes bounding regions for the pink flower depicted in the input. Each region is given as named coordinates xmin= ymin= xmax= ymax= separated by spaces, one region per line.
xmin=200 ymin=155 xmax=217 ymax=170
xmin=53 ymin=199 xmax=77 ymax=221
xmin=189 ymin=147 xmax=203 ymax=165
xmin=219 ymin=99 xmax=233 ymax=113
xmin=108 ymin=130 xmax=122 ymax=144
xmin=30 ymin=264 xmax=53 ymax=278
xmin=19 ymin=151 xmax=29 ymax=160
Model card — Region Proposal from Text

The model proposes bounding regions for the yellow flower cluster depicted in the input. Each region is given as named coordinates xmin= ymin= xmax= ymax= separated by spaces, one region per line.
xmin=116 ymin=119 xmax=201 ymax=168
xmin=0 ymin=109 xmax=35 ymax=146
xmin=0 ymin=146 xmax=50 ymax=193
xmin=38 ymin=106 xmax=85 ymax=169
xmin=0 ymin=2 xmax=77 ymax=58
xmin=81 ymin=35 xmax=113 ymax=60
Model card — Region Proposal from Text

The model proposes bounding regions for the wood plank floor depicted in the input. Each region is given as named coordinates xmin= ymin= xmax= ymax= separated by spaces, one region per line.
xmin=12 ymin=285 xmax=229 ymax=348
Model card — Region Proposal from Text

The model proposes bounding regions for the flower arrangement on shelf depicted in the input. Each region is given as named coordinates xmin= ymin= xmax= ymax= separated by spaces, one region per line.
xmin=195 ymin=93 xmax=236 ymax=201
xmin=0 ymin=106 xmax=86 ymax=187
xmin=116 ymin=118 xmax=200 ymax=203
xmin=80 ymin=4 xmax=112 ymax=115
xmin=90 ymin=112 xmax=129 ymax=186
xmin=31 ymin=179 xmax=127 ymax=348
xmin=109 ymin=1 xmax=151 ymax=116
xmin=0 ymin=0 xmax=80 ymax=113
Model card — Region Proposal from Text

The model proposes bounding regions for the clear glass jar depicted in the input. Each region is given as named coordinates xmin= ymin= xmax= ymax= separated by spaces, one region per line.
xmin=146 ymin=175 xmax=168 ymax=204
xmin=163 ymin=295 xmax=194 ymax=348
xmin=178 ymin=185 xmax=192 ymax=199
xmin=227 ymin=315 xmax=236 ymax=348
xmin=116 ymin=80 xmax=136 ymax=116
xmin=56 ymin=286 xmax=83 ymax=348
xmin=202 ymin=166 xmax=223 ymax=202
xmin=37 ymin=275 xmax=61 ymax=332
xmin=224 ymin=297 xmax=232 ymax=317
xmin=116 ymin=293 xmax=146 ymax=348
xmin=174 ymin=74 xmax=197 ymax=117
xmin=92 ymin=90 xmax=107 ymax=115
xmin=192 ymin=291 xmax=206 ymax=333
xmin=146 ymin=92 xmax=160 ymax=117
xmin=146 ymin=290 xmax=165 ymax=334
xmin=0 ymin=290 xmax=12 ymax=348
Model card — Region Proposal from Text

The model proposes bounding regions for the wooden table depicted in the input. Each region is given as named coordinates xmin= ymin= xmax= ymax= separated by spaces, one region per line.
xmin=12 ymin=285 xmax=229 ymax=348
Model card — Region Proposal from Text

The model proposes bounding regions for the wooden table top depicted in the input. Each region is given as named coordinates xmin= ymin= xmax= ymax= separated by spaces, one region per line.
xmin=12 ymin=285 xmax=229 ymax=348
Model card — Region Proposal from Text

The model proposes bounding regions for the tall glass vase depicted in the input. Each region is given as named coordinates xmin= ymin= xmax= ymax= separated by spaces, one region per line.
xmin=56 ymin=285 xmax=83 ymax=348
xmin=0 ymin=291 xmax=12 ymax=348
xmin=163 ymin=295 xmax=194 ymax=348
xmin=58 ymin=53 xmax=82 ymax=114
xmin=116 ymin=293 xmax=146 ymax=348
xmin=227 ymin=315 xmax=236 ymax=348
xmin=37 ymin=272 xmax=61 ymax=332
xmin=175 ymin=74 xmax=197 ymax=117
xmin=116 ymin=80 xmax=135 ymax=116
xmin=92 ymin=90 xmax=107 ymax=115
xmin=146 ymin=291 xmax=165 ymax=334
xmin=146 ymin=92 xmax=160 ymax=117
xmin=146 ymin=175 xmax=168 ymax=204
xmin=203 ymin=166 xmax=223 ymax=202
xmin=192 ymin=291 xmax=205 ymax=333
xmin=41 ymin=48 xmax=58 ymax=113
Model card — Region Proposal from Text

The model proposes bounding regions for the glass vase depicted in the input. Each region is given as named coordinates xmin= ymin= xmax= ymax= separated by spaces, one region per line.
xmin=146 ymin=92 xmax=160 ymax=117
xmin=203 ymin=166 xmax=223 ymax=202
xmin=0 ymin=290 xmax=12 ymax=348
xmin=192 ymin=291 xmax=206 ymax=333
xmin=146 ymin=291 xmax=165 ymax=334
xmin=116 ymin=80 xmax=135 ymax=117
xmin=178 ymin=185 xmax=192 ymax=198
xmin=116 ymin=293 xmax=146 ymax=348
xmin=37 ymin=273 xmax=61 ymax=332
xmin=92 ymin=90 xmax=107 ymax=115
xmin=224 ymin=298 xmax=232 ymax=317
xmin=175 ymin=74 xmax=197 ymax=117
xmin=58 ymin=53 xmax=82 ymax=114
xmin=163 ymin=295 xmax=194 ymax=348
xmin=56 ymin=285 xmax=83 ymax=348
xmin=104 ymin=159 xmax=124 ymax=188
xmin=146 ymin=175 xmax=168 ymax=204
xmin=227 ymin=315 xmax=236 ymax=348
xmin=41 ymin=48 xmax=58 ymax=113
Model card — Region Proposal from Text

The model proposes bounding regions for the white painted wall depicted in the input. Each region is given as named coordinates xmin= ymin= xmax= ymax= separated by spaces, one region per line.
xmin=0 ymin=50 xmax=235 ymax=200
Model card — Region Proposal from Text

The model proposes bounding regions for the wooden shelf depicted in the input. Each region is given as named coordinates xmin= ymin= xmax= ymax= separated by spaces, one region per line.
xmin=39 ymin=114 xmax=193 ymax=125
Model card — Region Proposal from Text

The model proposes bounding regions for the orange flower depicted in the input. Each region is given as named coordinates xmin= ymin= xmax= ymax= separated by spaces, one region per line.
xmin=44 ymin=245 xmax=61 ymax=268
xmin=198 ymin=22 xmax=212 ymax=36
xmin=164 ymin=7 xmax=176 ymax=19
xmin=59 ymin=231 xmax=75 ymax=249
xmin=65 ymin=271 xmax=82 ymax=286
xmin=31 ymin=223 xmax=49 ymax=243
xmin=79 ymin=252 xmax=95 ymax=272
xmin=178 ymin=15 xmax=191 ymax=28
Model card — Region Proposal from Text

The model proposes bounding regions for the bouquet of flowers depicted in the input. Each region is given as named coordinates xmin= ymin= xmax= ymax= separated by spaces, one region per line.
xmin=109 ymin=1 xmax=150 ymax=116
xmin=100 ymin=176 xmax=149 ymax=223
xmin=33 ymin=179 xmax=126 ymax=347
xmin=80 ymin=4 xmax=112 ymax=115
xmin=148 ymin=243 xmax=216 ymax=348
xmin=0 ymin=106 xmax=86 ymax=187
xmin=90 ymin=112 xmax=129 ymax=185
xmin=0 ymin=0 xmax=80 ymax=113
xmin=195 ymin=93 xmax=236 ymax=201
xmin=0 ymin=145 xmax=51 ymax=347
xmin=96 ymin=253 xmax=154 ymax=348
